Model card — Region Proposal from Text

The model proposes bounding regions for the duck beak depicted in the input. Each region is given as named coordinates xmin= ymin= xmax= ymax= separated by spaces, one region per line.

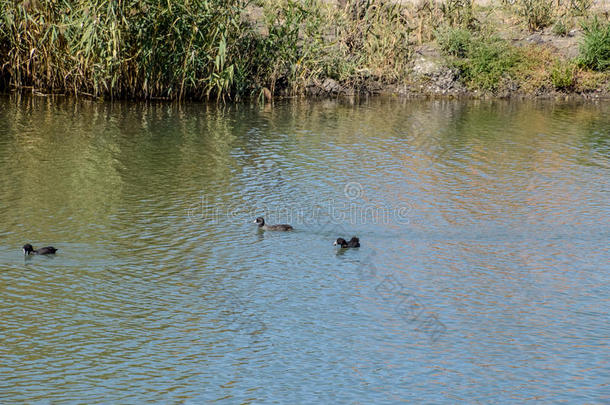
xmin=333 ymin=241 xmax=337 ymax=246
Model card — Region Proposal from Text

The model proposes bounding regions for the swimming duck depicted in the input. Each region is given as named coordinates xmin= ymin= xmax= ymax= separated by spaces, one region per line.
xmin=23 ymin=243 xmax=57 ymax=255
xmin=254 ymin=217 xmax=293 ymax=231
xmin=334 ymin=237 xmax=360 ymax=248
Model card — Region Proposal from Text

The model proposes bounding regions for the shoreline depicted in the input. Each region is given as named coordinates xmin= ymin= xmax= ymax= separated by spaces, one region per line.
xmin=4 ymin=85 xmax=609 ymax=103
xmin=303 ymin=78 xmax=610 ymax=101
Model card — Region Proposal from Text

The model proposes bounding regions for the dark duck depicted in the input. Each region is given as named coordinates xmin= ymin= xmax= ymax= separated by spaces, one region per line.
xmin=254 ymin=217 xmax=293 ymax=231
xmin=334 ymin=237 xmax=360 ymax=248
xmin=23 ymin=244 xmax=57 ymax=255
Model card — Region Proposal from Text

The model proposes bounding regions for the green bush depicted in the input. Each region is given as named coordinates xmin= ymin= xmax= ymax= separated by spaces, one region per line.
xmin=550 ymin=62 xmax=575 ymax=90
xmin=578 ymin=17 xmax=610 ymax=71
xmin=436 ymin=26 xmax=472 ymax=58
xmin=445 ymin=33 xmax=521 ymax=91
xmin=463 ymin=38 xmax=520 ymax=90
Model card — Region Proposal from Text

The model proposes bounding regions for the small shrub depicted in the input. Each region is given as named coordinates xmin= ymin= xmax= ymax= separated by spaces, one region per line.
xmin=513 ymin=45 xmax=556 ymax=93
xmin=436 ymin=26 xmax=472 ymax=57
xmin=449 ymin=35 xmax=521 ymax=91
xmin=578 ymin=17 xmax=610 ymax=71
xmin=574 ymin=69 xmax=608 ymax=92
xmin=465 ymin=38 xmax=521 ymax=90
xmin=550 ymin=62 xmax=575 ymax=90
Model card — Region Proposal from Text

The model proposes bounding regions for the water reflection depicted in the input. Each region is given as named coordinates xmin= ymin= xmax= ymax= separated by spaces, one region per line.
xmin=0 ymin=95 xmax=608 ymax=403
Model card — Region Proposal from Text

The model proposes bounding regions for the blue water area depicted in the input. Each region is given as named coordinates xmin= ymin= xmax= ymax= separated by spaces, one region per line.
xmin=0 ymin=96 xmax=608 ymax=403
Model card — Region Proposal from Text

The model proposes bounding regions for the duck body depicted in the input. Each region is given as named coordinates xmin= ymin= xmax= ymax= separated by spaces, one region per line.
xmin=23 ymin=244 xmax=57 ymax=255
xmin=334 ymin=237 xmax=360 ymax=248
xmin=254 ymin=217 xmax=293 ymax=231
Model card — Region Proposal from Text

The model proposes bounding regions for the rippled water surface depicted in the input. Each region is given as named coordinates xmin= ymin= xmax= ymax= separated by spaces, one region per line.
xmin=1 ymin=96 xmax=608 ymax=403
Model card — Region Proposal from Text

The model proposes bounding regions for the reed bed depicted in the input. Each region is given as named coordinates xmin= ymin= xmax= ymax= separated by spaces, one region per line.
xmin=0 ymin=0 xmax=248 ymax=99
xmin=1 ymin=0 xmax=607 ymax=100
xmin=0 ymin=0 xmax=420 ymax=99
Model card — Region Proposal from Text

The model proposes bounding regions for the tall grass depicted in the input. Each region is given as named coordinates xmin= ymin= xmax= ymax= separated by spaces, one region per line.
xmin=509 ymin=0 xmax=596 ymax=32
xmin=517 ymin=0 xmax=553 ymax=31
xmin=0 ymin=0 xmax=249 ymax=99
xmin=321 ymin=0 xmax=413 ymax=85
xmin=578 ymin=17 xmax=610 ymax=71
xmin=440 ymin=0 xmax=476 ymax=29
xmin=239 ymin=0 xmax=316 ymax=97
xmin=0 ymin=0 xmax=417 ymax=99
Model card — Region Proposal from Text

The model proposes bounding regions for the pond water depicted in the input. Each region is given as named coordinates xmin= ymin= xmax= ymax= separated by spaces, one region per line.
xmin=0 ymin=95 xmax=608 ymax=403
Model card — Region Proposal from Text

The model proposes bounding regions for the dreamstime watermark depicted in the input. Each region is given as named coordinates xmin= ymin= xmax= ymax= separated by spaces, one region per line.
xmin=186 ymin=181 xmax=413 ymax=228
xmin=344 ymin=181 xmax=364 ymax=200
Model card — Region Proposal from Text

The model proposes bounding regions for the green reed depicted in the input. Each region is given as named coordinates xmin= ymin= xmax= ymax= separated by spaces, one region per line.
xmin=0 ymin=0 xmax=420 ymax=100
xmin=0 ymin=0 xmax=248 ymax=100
